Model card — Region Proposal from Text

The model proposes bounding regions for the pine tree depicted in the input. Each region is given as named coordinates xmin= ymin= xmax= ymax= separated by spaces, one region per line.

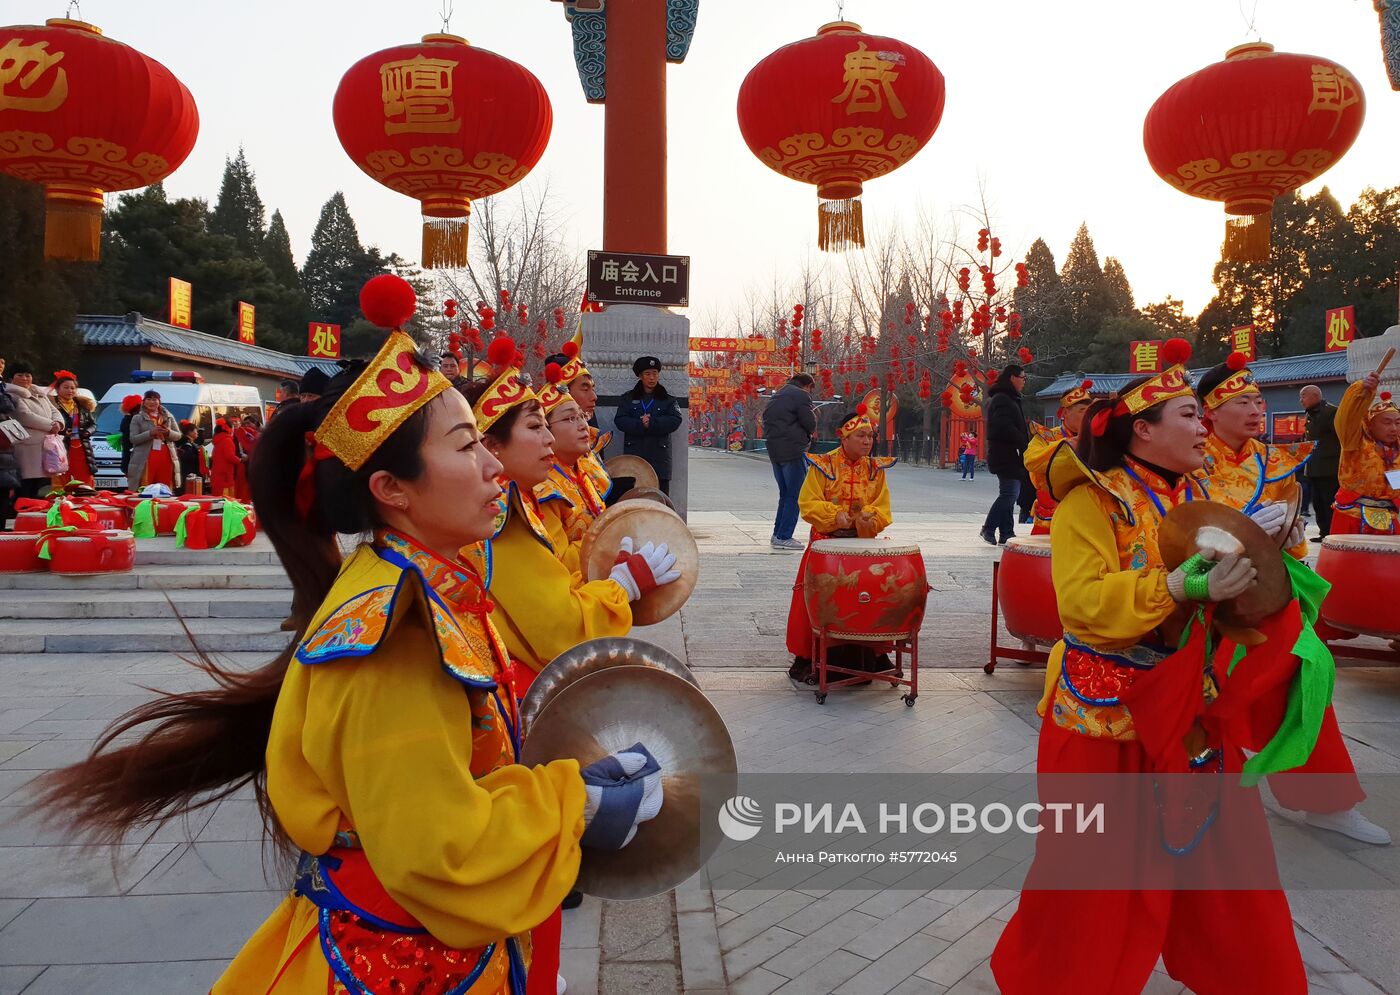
xmin=261 ymin=209 xmax=300 ymax=288
xmin=1102 ymin=257 xmax=1136 ymax=317
xmin=1060 ymin=223 xmax=1111 ymax=333
xmin=302 ymin=192 xmax=370 ymax=327
xmin=208 ymin=148 xmax=267 ymax=257
xmin=1013 ymin=237 xmax=1074 ymax=373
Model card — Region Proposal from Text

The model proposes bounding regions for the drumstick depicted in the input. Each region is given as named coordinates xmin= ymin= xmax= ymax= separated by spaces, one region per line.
xmin=1375 ymin=347 xmax=1396 ymax=380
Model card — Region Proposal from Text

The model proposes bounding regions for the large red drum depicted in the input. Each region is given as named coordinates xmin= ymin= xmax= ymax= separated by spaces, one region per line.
xmin=998 ymin=536 xmax=1060 ymax=647
xmin=0 ymin=532 xmax=43 ymax=573
xmin=83 ymin=504 xmax=129 ymax=530
xmin=47 ymin=529 xmax=136 ymax=575
xmin=12 ymin=510 xmax=49 ymax=533
xmin=804 ymin=538 xmax=930 ymax=641
xmin=156 ymin=499 xmax=195 ymax=536
xmin=1316 ymin=535 xmax=1400 ymax=639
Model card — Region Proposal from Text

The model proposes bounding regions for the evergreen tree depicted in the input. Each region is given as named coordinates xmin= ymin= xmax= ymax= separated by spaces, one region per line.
xmin=208 ymin=148 xmax=267 ymax=257
xmin=1141 ymin=298 xmax=1195 ymax=343
xmin=0 ymin=175 xmax=82 ymax=370
xmin=261 ymin=209 xmax=300 ymax=288
xmin=1084 ymin=314 xmax=1158 ymax=372
xmin=1013 ymin=237 xmax=1074 ymax=373
xmin=1102 ymin=257 xmax=1136 ymax=317
xmin=303 ymin=192 xmax=375 ymax=328
xmin=1059 ymin=223 xmax=1112 ymax=334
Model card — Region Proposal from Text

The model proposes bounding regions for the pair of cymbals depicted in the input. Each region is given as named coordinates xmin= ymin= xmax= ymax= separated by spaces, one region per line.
xmin=580 ymin=500 xmax=700 ymax=625
xmin=521 ymin=647 xmax=736 ymax=900
xmin=1158 ymin=502 xmax=1291 ymax=628
xmin=519 ymin=636 xmax=697 ymax=735
xmin=605 ymin=455 xmax=659 ymax=490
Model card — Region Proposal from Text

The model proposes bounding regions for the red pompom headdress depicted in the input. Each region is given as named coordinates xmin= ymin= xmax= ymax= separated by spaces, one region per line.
xmin=1090 ymin=338 xmax=1195 ymax=437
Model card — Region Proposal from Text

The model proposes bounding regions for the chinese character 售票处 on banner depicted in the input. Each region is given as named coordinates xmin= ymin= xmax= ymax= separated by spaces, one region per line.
xmin=169 ymin=278 xmax=192 ymax=329
xmin=308 ymin=323 xmax=341 ymax=359
xmin=237 ymin=302 xmax=255 ymax=345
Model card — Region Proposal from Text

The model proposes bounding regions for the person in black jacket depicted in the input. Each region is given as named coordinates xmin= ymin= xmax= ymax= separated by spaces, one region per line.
xmin=1300 ymin=384 xmax=1340 ymax=539
xmin=979 ymin=364 xmax=1030 ymax=545
xmin=615 ymin=356 xmax=683 ymax=494
xmin=761 ymin=374 xmax=816 ymax=549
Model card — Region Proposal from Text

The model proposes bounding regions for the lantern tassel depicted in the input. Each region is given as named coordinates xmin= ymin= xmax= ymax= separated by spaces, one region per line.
xmin=1224 ymin=208 xmax=1272 ymax=263
xmin=422 ymin=216 xmax=470 ymax=270
xmin=44 ymin=200 xmax=102 ymax=263
xmin=818 ymin=197 xmax=865 ymax=252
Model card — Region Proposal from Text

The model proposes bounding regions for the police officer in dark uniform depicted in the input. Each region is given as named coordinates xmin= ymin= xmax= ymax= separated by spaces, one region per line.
xmin=614 ymin=356 xmax=682 ymax=494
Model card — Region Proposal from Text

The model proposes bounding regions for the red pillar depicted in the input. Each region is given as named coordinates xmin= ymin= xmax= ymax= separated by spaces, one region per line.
xmin=603 ymin=0 xmax=667 ymax=254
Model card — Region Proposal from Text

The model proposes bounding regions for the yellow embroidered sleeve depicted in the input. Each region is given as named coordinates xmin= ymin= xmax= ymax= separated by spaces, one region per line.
xmin=798 ymin=464 xmax=844 ymax=534
xmin=1023 ymin=432 xmax=1057 ymax=493
xmin=1335 ymin=380 xmax=1371 ymax=453
xmin=489 ymin=515 xmax=631 ymax=669
xmin=267 ymin=616 xmax=586 ymax=951
xmin=1050 ymin=486 xmax=1177 ymax=648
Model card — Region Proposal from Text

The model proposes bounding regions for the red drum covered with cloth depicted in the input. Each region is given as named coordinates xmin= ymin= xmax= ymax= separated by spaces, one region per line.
xmin=998 ymin=536 xmax=1060 ymax=647
xmin=47 ymin=529 xmax=136 ymax=575
xmin=1316 ymin=535 xmax=1400 ymax=639
xmin=0 ymin=533 xmax=43 ymax=573
xmin=803 ymin=538 xmax=929 ymax=641
xmin=13 ymin=511 xmax=49 ymax=534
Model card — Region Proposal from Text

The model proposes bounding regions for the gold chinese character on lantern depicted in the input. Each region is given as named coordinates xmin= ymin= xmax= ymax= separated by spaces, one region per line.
xmin=380 ymin=55 xmax=461 ymax=135
xmin=833 ymin=43 xmax=907 ymax=119
xmin=1308 ymin=63 xmax=1360 ymax=137
xmin=0 ymin=37 xmax=68 ymax=114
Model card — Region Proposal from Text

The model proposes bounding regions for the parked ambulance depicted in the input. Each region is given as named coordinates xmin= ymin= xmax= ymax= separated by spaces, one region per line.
xmin=91 ymin=371 xmax=266 ymax=490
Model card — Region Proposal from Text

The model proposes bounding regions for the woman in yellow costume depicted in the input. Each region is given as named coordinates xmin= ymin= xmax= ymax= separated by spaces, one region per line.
xmin=463 ymin=339 xmax=681 ymax=702
xmin=1331 ymin=366 xmax=1400 ymax=535
xmin=1023 ymin=378 xmax=1094 ymax=534
xmin=31 ymin=278 xmax=665 ymax=994
xmin=545 ymin=334 xmax=612 ymax=501
xmin=784 ymin=405 xmax=894 ymax=679
xmin=1196 ymin=353 xmax=1388 ymax=844
xmin=993 ymin=338 xmax=1307 ymax=995
xmin=536 ymin=360 xmax=609 ymax=575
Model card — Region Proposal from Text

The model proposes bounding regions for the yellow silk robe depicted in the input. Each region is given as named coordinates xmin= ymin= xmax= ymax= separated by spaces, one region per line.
xmin=1201 ymin=432 xmax=1312 ymax=558
xmin=1023 ymin=423 xmax=1071 ymax=532
xmin=216 ymin=534 xmax=585 ymax=994
xmin=536 ymin=462 xmax=608 ymax=576
xmin=1334 ymin=380 xmax=1400 ymax=533
xmin=487 ymin=481 xmax=631 ymax=675
xmin=798 ymin=451 xmax=895 ymax=538
xmin=1037 ymin=446 xmax=1210 ymax=740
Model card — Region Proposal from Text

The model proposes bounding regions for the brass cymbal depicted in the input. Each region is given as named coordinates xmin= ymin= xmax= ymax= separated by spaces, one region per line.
xmin=522 ymin=668 xmax=737 ymax=901
xmin=580 ymin=501 xmax=699 ymax=625
xmin=605 ymin=455 xmax=660 ymax=490
xmin=1158 ymin=501 xmax=1291 ymax=627
xmin=617 ymin=486 xmax=677 ymax=512
xmin=520 ymin=637 xmax=698 ymax=736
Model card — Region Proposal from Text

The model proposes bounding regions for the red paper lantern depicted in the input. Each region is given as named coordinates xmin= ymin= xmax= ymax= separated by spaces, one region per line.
xmin=1144 ymin=42 xmax=1365 ymax=261
xmin=0 ymin=18 xmax=199 ymax=261
xmin=737 ymin=21 xmax=945 ymax=251
xmin=333 ymin=32 xmax=552 ymax=268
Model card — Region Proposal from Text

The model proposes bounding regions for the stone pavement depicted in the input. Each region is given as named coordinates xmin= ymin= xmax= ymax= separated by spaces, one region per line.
xmin=0 ymin=449 xmax=1396 ymax=993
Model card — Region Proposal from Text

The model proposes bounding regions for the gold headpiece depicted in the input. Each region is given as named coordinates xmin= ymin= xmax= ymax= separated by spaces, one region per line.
xmin=472 ymin=340 xmax=538 ymax=433
xmin=1059 ymin=378 xmax=1094 ymax=410
xmin=838 ymin=404 xmax=875 ymax=439
xmin=1369 ymin=390 xmax=1399 ymax=420
xmin=1090 ymin=339 xmax=1195 ymax=437
xmin=1203 ymin=352 xmax=1260 ymax=411
xmin=538 ymin=362 xmax=576 ymax=417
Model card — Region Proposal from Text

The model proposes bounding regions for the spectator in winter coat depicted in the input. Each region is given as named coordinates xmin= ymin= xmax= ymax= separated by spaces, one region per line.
xmin=761 ymin=374 xmax=816 ymax=549
xmin=127 ymin=391 xmax=183 ymax=491
xmin=1301 ymin=384 xmax=1341 ymax=538
xmin=5 ymin=360 xmax=64 ymax=499
xmin=211 ymin=419 xmax=239 ymax=498
xmin=614 ymin=356 xmax=683 ymax=495
xmin=979 ymin=364 xmax=1031 ymax=545
xmin=49 ymin=371 xmax=96 ymax=489
xmin=117 ymin=394 xmax=142 ymax=478
xmin=0 ymin=361 xmax=24 ymax=527
xmin=175 ymin=420 xmax=209 ymax=493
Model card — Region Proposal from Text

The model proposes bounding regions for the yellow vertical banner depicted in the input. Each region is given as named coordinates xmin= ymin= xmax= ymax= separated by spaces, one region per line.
xmin=168 ymin=277 xmax=192 ymax=328
xmin=237 ymin=302 xmax=255 ymax=344
xmin=1230 ymin=325 xmax=1256 ymax=360
xmin=1324 ymin=306 xmax=1355 ymax=352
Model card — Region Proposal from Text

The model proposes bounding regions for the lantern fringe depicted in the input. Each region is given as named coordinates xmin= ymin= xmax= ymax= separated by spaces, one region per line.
xmin=818 ymin=198 xmax=865 ymax=252
xmin=44 ymin=200 xmax=102 ymax=262
xmin=422 ymin=217 xmax=470 ymax=270
xmin=1224 ymin=207 xmax=1272 ymax=263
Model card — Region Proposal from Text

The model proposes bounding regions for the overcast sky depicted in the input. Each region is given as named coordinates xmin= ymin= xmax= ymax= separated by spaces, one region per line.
xmin=40 ymin=0 xmax=1400 ymax=325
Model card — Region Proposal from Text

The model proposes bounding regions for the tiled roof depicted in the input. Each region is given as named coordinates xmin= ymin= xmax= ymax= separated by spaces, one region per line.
xmin=1036 ymin=351 xmax=1348 ymax=399
xmin=77 ymin=313 xmax=341 ymax=379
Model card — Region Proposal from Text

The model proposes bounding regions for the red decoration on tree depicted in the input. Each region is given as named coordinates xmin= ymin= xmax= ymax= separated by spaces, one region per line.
xmin=333 ymin=33 xmax=551 ymax=268
xmin=0 ymin=18 xmax=199 ymax=261
xmin=1017 ymin=347 xmax=1034 ymax=364
xmin=1144 ymin=42 xmax=1365 ymax=262
xmin=737 ymin=21 xmax=946 ymax=251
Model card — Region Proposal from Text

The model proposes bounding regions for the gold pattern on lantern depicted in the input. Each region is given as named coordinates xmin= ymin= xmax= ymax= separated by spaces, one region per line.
xmin=1166 ymin=147 xmax=1335 ymax=202
xmin=0 ymin=131 xmax=171 ymax=187
xmin=833 ymin=43 xmax=907 ymax=118
xmin=0 ymin=38 xmax=68 ymax=114
xmin=759 ymin=127 xmax=920 ymax=183
xmin=379 ymin=55 xmax=462 ymax=135
xmin=1307 ymin=64 xmax=1361 ymax=137
xmin=362 ymin=147 xmax=523 ymax=201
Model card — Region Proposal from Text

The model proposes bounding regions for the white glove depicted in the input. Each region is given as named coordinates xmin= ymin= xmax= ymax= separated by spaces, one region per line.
xmin=1248 ymin=502 xmax=1288 ymax=539
xmin=1167 ymin=549 xmax=1257 ymax=602
xmin=1283 ymin=517 xmax=1306 ymax=550
xmin=608 ymin=540 xmax=681 ymax=602
xmin=581 ymin=745 xmax=664 ymax=849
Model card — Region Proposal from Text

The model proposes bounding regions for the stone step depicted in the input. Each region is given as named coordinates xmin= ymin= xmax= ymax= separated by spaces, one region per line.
xmin=134 ymin=545 xmax=280 ymax=566
xmin=0 ymin=618 xmax=295 ymax=654
xmin=0 ymin=564 xmax=290 ymax=591
xmin=0 ymin=588 xmax=291 ymax=620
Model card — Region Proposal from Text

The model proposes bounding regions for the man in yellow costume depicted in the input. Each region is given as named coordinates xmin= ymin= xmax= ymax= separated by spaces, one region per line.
xmin=1331 ymin=367 xmax=1400 ymax=535
xmin=1023 ymin=378 xmax=1094 ymax=534
xmin=1196 ymin=352 xmax=1387 ymax=844
xmin=784 ymin=405 xmax=895 ymax=680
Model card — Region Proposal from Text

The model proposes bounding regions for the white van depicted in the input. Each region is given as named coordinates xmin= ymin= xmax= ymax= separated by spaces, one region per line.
xmin=92 ymin=372 xmax=267 ymax=490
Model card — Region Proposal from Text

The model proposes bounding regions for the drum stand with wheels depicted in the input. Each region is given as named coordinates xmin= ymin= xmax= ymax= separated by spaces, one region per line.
xmin=809 ymin=627 xmax=919 ymax=706
xmin=984 ymin=560 xmax=1051 ymax=675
